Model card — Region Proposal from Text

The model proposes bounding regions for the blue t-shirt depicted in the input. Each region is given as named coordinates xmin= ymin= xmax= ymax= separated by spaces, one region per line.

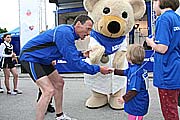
xmin=90 ymin=29 xmax=125 ymax=55
xmin=123 ymin=64 xmax=149 ymax=116
xmin=20 ymin=24 xmax=100 ymax=75
xmin=153 ymin=10 xmax=180 ymax=89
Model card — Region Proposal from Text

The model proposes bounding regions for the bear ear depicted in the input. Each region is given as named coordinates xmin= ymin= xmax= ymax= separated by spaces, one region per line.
xmin=83 ymin=0 xmax=99 ymax=12
xmin=129 ymin=0 xmax=146 ymax=20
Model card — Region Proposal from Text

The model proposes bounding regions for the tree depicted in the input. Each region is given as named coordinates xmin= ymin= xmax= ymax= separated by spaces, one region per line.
xmin=0 ymin=27 xmax=8 ymax=34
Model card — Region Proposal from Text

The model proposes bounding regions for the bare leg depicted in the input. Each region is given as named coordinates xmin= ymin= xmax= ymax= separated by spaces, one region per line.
xmin=0 ymin=78 xmax=1 ymax=88
xmin=10 ymin=67 xmax=18 ymax=90
xmin=36 ymin=76 xmax=55 ymax=120
xmin=0 ymin=76 xmax=4 ymax=93
xmin=0 ymin=69 xmax=1 ymax=87
xmin=3 ymin=68 xmax=11 ymax=91
xmin=37 ymin=89 xmax=53 ymax=107
xmin=48 ymin=70 xmax=64 ymax=114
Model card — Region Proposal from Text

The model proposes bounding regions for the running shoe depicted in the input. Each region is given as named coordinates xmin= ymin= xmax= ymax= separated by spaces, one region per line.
xmin=0 ymin=88 xmax=4 ymax=93
xmin=7 ymin=90 xmax=17 ymax=95
xmin=13 ymin=89 xmax=23 ymax=94
xmin=56 ymin=114 xmax=77 ymax=120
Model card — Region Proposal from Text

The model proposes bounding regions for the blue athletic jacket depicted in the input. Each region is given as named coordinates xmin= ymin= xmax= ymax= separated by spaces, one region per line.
xmin=19 ymin=24 xmax=100 ymax=75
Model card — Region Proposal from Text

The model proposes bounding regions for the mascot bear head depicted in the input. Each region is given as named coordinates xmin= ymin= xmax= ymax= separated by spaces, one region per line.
xmin=83 ymin=0 xmax=146 ymax=38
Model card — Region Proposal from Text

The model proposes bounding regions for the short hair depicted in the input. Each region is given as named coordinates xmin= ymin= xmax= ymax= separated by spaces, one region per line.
xmin=2 ymin=33 xmax=11 ymax=40
xmin=159 ymin=0 xmax=179 ymax=11
xmin=127 ymin=44 xmax=145 ymax=65
xmin=72 ymin=14 xmax=94 ymax=25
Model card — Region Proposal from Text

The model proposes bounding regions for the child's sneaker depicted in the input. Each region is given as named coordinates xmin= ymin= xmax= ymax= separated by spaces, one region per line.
xmin=0 ymin=88 xmax=4 ymax=93
xmin=13 ymin=89 xmax=23 ymax=94
xmin=56 ymin=114 xmax=77 ymax=120
xmin=7 ymin=90 xmax=17 ymax=95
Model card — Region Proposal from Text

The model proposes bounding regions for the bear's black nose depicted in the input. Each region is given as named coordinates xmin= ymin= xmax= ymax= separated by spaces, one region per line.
xmin=107 ymin=21 xmax=120 ymax=34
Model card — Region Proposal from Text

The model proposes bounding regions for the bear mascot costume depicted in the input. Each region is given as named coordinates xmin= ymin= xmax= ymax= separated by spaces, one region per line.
xmin=83 ymin=0 xmax=146 ymax=110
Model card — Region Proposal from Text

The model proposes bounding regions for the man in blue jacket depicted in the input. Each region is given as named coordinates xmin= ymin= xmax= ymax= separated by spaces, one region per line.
xmin=20 ymin=14 xmax=111 ymax=120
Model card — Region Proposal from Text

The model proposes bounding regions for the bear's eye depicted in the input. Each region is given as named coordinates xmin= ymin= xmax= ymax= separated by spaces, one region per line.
xmin=122 ymin=11 xmax=128 ymax=18
xmin=103 ymin=7 xmax=110 ymax=14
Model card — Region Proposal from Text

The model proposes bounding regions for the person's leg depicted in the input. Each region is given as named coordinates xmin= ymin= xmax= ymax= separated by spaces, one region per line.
xmin=0 ymin=78 xmax=1 ymax=88
xmin=137 ymin=116 xmax=143 ymax=120
xmin=178 ymin=90 xmax=180 ymax=107
xmin=49 ymin=97 xmax=53 ymax=105
xmin=38 ymin=88 xmax=53 ymax=104
xmin=10 ymin=67 xmax=22 ymax=94
xmin=128 ymin=114 xmax=143 ymax=120
xmin=47 ymin=97 xmax=55 ymax=113
xmin=158 ymin=88 xmax=179 ymax=120
xmin=37 ymin=88 xmax=42 ymax=102
xmin=0 ymin=69 xmax=4 ymax=93
xmin=20 ymin=61 xmax=55 ymax=120
xmin=10 ymin=67 xmax=18 ymax=90
xmin=46 ymin=69 xmax=75 ymax=119
xmin=36 ymin=77 xmax=55 ymax=120
xmin=128 ymin=114 xmax=137 ymax=120
xmin=37 ymin=88 xmax=55 ymax=113
xmin=3 ymin=68 xmax=11 ymax=92
xmin=47 ymin=70 xmax=64 ymax=115
xmin=0 ymin=77 xmax=4 ymax=93
xmin=178 ymin=95 xmax=180 ymax=107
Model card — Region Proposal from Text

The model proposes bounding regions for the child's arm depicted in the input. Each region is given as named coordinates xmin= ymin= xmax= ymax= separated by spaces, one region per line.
xmin=114 ymin=69 xmax=125 ymax=76
xmin=122 ymin=90 xmax=137 ymax=103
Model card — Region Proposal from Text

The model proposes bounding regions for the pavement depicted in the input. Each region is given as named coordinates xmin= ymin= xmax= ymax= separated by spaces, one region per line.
xmin=0 ymin=67 xmax=179 ymax=120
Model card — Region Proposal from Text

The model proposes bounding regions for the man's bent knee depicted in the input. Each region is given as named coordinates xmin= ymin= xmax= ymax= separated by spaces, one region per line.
xmin=55 ymin=79 xmax=64 ymax=90
xmin=43 ymin=88 xmax=55 ymax=98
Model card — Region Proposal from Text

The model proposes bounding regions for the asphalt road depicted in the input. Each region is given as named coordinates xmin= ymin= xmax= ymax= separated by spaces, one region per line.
xmin=0 ymin=71 xmax=179 ymax=120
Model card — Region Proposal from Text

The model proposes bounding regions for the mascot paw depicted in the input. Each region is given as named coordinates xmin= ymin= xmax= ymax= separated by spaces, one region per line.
xmin=89 ymin=45 xmax=105 ymax=64
xmin=85 ymin=91 xmax=108 ymax=109
xmin=109 ymin=90 xmax=125 ymax=110
xmin=109 ymin=95 xmax=124 ymax=110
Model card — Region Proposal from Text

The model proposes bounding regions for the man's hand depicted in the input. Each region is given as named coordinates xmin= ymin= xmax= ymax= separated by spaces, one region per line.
xmin=51 ymin=60 xmax=56 ymax=66
xmin=108 ymin=68 xmax=114 ymax=72
xmin=100 ymin=66 xmax=113 ymax=75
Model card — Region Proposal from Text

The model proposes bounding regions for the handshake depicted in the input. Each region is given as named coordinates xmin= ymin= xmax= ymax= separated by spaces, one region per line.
xmin=100 ymin=66 xmax=114 ymax=75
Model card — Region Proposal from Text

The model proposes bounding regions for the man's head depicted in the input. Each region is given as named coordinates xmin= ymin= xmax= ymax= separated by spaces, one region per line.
xmin=73 ymin=14 xmax=94 ymax=40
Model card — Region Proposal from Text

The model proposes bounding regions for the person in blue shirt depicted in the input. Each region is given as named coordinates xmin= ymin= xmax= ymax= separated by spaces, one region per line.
xmin=175 ymin=4 xmax=180 ymax=108
xmin=112 ymin=44 xmax=149 ymax=120
xmin=146 ymin=0 xmax=180 ymax=119
xmin=19 ymin=14 xmax=111 ymax=120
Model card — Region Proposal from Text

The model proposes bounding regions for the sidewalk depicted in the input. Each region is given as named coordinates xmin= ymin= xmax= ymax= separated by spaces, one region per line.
xmin=0 ymin=69 xmax=179 ymax=120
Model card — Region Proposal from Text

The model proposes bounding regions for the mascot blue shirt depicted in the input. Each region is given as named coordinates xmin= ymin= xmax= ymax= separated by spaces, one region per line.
xmin=90 ymin=29 xmax=125 ymax=55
